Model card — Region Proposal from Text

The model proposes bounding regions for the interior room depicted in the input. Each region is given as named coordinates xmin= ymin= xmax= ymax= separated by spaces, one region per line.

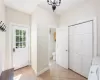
xmin=48 ymin=28 xmax=56 ymax=65
xmin=0 ymin=0 xmax=100 ymax=80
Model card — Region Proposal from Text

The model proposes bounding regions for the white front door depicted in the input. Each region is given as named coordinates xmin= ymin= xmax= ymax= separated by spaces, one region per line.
xmin=12 ymin=26 xmax=29 ymax=70
xmin=56 ymin=28 xmax=68 ymax=69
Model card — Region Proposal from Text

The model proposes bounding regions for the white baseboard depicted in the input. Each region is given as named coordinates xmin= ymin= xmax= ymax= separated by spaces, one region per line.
xmin=37 ymin=67 xmax=49 ymax=76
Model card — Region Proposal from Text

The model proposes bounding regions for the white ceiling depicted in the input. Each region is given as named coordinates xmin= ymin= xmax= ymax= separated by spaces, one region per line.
xmin=4 ymin=0 xmax=85 ymax=15
xmin=4 ymin=0 xmax=43 ymax=14
xmin=39 ymin=0 xmax=85 ymax=15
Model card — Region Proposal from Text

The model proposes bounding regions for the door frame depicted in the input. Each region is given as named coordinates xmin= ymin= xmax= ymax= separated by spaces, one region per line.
xmin=7 ymin=23 xmax=31 ymax=69
xmin=68 ymin=17 xmax=98 ymax=67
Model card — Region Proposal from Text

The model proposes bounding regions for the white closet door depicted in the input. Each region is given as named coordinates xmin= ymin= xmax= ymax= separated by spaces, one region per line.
xmin=69 ymin=21 xmax=93 ymax=78
xmin=81 ymin=31 xmax=92 ymax=77
xmin=69 ymin=25 xmax=82 ymax=75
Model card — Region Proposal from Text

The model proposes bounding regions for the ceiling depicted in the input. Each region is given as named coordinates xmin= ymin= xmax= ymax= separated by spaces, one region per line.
xmin=4 ymin=0 xmax=42 ymax=14
xmin=4 ymin=0 xmax=85 ymax=15
xmin=39 ymin=0 xmax=85 ymax=15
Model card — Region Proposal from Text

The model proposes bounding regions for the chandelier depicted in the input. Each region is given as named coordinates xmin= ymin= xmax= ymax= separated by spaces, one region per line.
xmin=47 ymin=0 xmax=61 ymax=12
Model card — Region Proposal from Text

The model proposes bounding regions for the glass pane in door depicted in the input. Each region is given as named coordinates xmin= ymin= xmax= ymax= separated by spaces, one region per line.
xmin=15 ymin=29 xmax=26 ymax=48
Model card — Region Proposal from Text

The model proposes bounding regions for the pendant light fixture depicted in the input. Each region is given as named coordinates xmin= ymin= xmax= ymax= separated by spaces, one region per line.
xmin=47 ymin=0 xmax=61 ymax=12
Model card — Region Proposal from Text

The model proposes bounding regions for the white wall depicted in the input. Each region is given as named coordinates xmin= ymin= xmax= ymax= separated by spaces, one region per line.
xmin=31 ymin=6 xmax=58 ymax=74
xmin=0 ymin=0 xmax=6 ymax=74
xmin=5 ymin=7 xmax=31 ymax=69
xmin=31 ymin=15 xmax=37 ymax=74
xmin=59 ymin=0 xmax=100 ymax=56
xmin=37 ymin=26 xmax=49 ymax=73
xmin=49 ymin=28 xmax=56 ymax=59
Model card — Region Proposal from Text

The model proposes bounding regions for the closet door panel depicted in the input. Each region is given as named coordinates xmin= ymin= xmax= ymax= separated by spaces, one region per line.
xmin=69 ymin=53 xmax=75 ymax=70
xmin=81 ymin=34 xmax=92 ymax=77
xmin=69 ymin=31 xmax=76 ymax=70
xmin=74 ymin=53 xmax=82 ymax=74
xmin=74 ymin=34 xmax=82 ymax=74
xmin=82 ymin=56 xmax=92 ymax=77
xmin=69 ymin=25 xmax=75 ymax=70
xmin=69 ymin=26 xmax=82 ymax=74
xmin=81 ymin=34 xmax=92 ymax=56
xmin=69 ymin=21 xmax=93 ymax=78
xmin=75 ymin=22 xmax=92 ymax=35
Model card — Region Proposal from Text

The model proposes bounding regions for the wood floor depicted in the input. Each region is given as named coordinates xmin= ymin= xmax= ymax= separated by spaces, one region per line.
xmin=14 ymin=62 xmax=87 ymax=80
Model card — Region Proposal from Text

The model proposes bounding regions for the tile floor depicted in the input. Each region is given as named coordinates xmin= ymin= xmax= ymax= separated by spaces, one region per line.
xmin=14 ymin=62 xmax=87 ymax=80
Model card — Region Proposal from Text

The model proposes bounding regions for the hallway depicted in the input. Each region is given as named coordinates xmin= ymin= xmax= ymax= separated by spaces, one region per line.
xmin=14 ymin=62 xmax=87 ymax=80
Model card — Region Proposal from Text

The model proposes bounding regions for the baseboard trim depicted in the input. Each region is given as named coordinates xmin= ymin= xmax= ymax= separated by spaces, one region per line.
xmin=37 ymin=67 xmax=49 ymax=76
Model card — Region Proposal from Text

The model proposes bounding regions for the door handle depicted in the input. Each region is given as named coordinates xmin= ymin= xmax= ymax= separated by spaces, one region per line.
xmin=13 ymin=48 xmax=15 ymax=52
xmin=66 ymin=50 xmax=68 ymax=51
xmin=16 ymin=47 xmax=18 ymax=49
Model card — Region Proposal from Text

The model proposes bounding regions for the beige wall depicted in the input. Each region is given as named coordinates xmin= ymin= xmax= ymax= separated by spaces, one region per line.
xmin=5 ymin=7 xmax=31 ymax=69
xmin=6 ymin=7 xmax=31 ymax=25
xmin=31 ymin=6 xmax=57 ymax=74
xmin=59 ymin=0 xmax=100 ymax=56
xmin=0 ymin=0 xmax=6 ymax=74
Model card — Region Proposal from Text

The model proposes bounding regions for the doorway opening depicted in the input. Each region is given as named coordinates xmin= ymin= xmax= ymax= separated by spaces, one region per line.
xmin=48 ymin=28 xmax=56 ymax=66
